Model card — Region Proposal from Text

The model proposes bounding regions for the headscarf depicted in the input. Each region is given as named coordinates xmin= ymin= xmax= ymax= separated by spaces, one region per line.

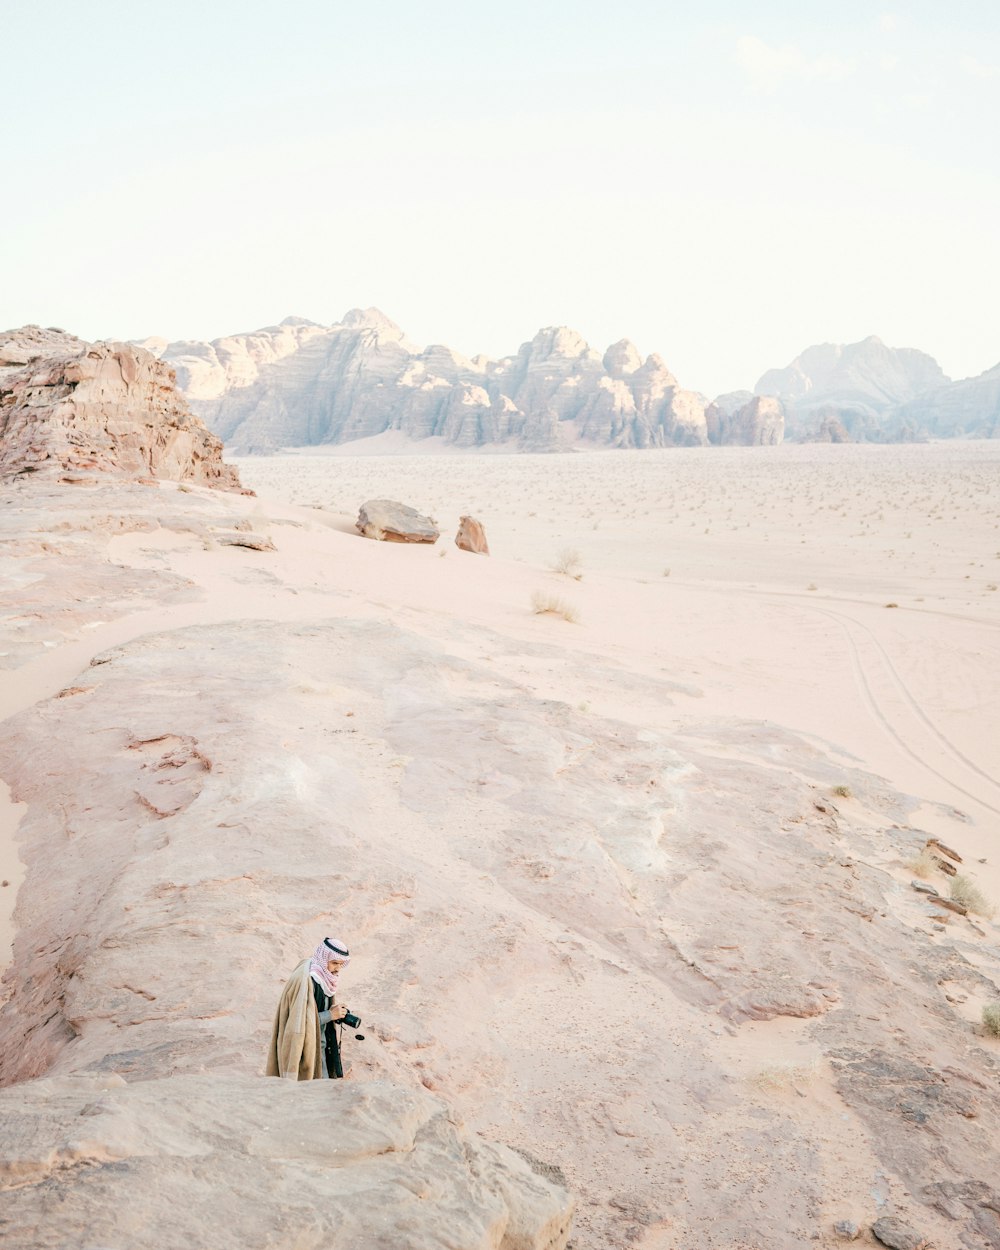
xmin=309 ymin=936 xmax=350 ymax=998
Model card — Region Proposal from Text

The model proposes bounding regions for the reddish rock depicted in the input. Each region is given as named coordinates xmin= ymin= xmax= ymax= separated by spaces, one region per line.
xmin=455 ymin=515 xmax=490 ymax=555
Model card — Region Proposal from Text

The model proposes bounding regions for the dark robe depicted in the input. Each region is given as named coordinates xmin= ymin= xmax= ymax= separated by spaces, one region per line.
xmin=312 ymin=978 xmax=343 ymax=1078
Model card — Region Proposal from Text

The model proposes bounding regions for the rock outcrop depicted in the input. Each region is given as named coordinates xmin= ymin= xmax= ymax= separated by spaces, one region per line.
xmin=147 ymin=313 xmax=713 ymax=452
xmin=0 ymin=1074 xmax=572 ymax=1250
xmin=0 ymin=327 xmax=244 ymax=490
xmin=357 ymin=499 xmax=440 ymax=543
xmin=705 ymin=393 xmax=784 ymax=445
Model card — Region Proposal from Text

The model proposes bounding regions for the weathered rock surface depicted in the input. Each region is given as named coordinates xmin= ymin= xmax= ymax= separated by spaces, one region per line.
xmin=0 ymin=327 xmax=244 ymax=490
xmin=871 ymin=1215 xmax=931 ymax=1250
xmin=146 ymin=313 xmax=713 ymax=452
xmin=0 ymin=1073 xmax=572 ymax=1250
xmin=357 ymin=498 xmax=440 ymax=543
xmin=1 ymin=473 xmax=999 ymax=1249
xmin=456 ymin=515 xmax=490 ymax=555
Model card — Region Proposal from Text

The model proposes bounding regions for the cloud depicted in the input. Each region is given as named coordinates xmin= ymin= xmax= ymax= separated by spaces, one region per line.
xmin=735 ymin=36 xmax=856 ymax=93
xmin=879 ymin=14 xmax=898 ymax=33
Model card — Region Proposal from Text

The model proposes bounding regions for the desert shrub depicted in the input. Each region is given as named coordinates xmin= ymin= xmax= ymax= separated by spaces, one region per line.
xmin=950 ymin=874 xmax=996 ymax=919
xmin=751 ymin=1061 xmax=818 ymax=1091
xmin=832 ymin=785 xmax=852 ymax=799
xmin=983 ymin=1004 xmax=1000 ymax=1037
xmin=531 ymin=590 xmax=580 ymax=624
xmin=908 ymin=849 xmax=940 ymax=880
xmin=551 ymin=547 xmax=583 ymax=579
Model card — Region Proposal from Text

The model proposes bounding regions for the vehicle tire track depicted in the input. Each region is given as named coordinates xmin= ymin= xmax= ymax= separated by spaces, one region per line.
xmin=804 ymin=604 xmax=1000 ymax=817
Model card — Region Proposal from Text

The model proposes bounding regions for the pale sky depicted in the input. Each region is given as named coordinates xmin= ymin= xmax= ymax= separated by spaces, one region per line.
xmin=4 ymin=0 xmax=999 ymax=396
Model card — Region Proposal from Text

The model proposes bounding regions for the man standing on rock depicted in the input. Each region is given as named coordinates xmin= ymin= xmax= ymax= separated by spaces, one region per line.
xmin=266 ymin=937 xmax=350 ymax=1079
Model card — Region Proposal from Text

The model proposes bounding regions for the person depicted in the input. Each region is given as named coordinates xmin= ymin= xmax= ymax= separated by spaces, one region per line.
xmin=266 ymin=937 xmax=350 ymax=1080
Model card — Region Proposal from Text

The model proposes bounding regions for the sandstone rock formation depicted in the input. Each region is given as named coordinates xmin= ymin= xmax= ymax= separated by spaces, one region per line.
xmin=147 ymin=313 xmax=713 ymax=452
xmin=138 ymin=316 xmax=999 ymax=451
xmin=357 ymin=499 xmax=440 ymax=543
xmin=456 ymin=515 xmax=490 ymax=555
xmin=754 ymin=337 xmax=951 ymax=442
xmin=0 ymin=327 xmax=244 ymax=490
xmin=705 ymin=392 xmax=784 ymax=445
xmin=0 ymin=1073 xmax=572 ymax=1250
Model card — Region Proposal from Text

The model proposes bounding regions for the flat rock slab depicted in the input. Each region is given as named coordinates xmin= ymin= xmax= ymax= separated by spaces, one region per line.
xmin=357 ymin=499 xmax=439 ymax=543
xmin=213 ymin=531 xmax=277 ymax=552
xmin=0 ymin=1073 xmax=572 ymax=1250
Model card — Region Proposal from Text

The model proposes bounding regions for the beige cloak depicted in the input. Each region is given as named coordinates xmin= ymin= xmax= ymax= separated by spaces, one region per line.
xmin=265 ymin=958 xmax=326 ymax=1080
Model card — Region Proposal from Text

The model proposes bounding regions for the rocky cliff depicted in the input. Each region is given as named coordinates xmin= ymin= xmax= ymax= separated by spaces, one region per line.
xmin=705 ymin=392 xmax=784 ymax=445
xmin=0 ymin=326 xmax=244 ymax=489
xmin=147 ymin=312 xmax=718 ymax=452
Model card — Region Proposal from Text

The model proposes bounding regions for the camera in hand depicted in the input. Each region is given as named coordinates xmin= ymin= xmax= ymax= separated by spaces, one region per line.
xmin=340 ymin=1009 xmax=361 ymax=1029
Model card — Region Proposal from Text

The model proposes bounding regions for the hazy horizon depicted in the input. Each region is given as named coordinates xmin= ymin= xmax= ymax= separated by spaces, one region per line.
xmin=4 ymin=1 xmax=999 ymax=396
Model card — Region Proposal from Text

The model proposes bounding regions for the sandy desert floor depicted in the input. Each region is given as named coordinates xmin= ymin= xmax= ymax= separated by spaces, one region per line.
xmin=241 ymin=439 xmax=1000 ymax=862
xmin=2 ymin=440 xmax=999 ymax=1249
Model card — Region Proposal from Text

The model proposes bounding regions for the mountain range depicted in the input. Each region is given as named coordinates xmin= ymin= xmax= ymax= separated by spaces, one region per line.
xmin=131 ymin=313 xmax=1000 ymax=452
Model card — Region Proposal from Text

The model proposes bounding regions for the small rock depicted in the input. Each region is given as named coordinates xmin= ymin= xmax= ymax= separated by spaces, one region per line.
xmin=934 ymin=896 xmax=968 ymax=916
xmin=214 ymin=532 xmax=276 ymax=552
xmin=911 ymin=881 xmax=939 ymax=896
xmin=871 ymin=1215 xmax=931 ymax=1250
xmin=833 ymin=1219 xmax=860 ymax=1240
xmin=357 ymin=499 xmax=439 ymax=544
xmin=455 ymin=515 xmax=490 ymax=555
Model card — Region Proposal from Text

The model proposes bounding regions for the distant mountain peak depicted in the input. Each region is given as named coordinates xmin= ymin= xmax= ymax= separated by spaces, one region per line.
xmin=339 ymin=307 xmax=406 ymax=339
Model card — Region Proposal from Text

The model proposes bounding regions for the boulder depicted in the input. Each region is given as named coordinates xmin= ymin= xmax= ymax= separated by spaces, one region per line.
xmin=0 ymin=330 xmax=245 ymax=492
xmin=871 ymin=1216 xmax=931 ymax=1250
xmin=0 ymin=1073 xmax=573 ymax=1250
xmin=357 ymin=499 xmax=439 ymax=544
xmin=456 ymin=515 xmax=490 ymax=555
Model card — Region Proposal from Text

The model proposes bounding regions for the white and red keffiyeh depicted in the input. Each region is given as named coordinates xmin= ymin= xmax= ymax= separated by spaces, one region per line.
xmin=309 ymin=937 xmax=350 ymax=997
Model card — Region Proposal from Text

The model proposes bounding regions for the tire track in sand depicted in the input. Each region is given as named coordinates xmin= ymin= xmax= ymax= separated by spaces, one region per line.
xmin=801 ymin=602 xmax=1000 ymax=818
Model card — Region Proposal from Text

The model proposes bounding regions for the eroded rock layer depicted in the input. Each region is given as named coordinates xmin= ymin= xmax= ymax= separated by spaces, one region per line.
xmin=0 ymin=327 xmax=244 ymax=490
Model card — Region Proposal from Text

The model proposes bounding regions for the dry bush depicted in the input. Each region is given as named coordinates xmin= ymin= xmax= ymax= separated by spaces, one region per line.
xmin=551 ymin=547 xmax=583 ymax=579
xmin=950 ymin=874 xmax=996 ymax=919
xmin=832 ymin=784 xmax=852 ymax=799
xmin=908 ymin=849 xmax=940 ymax=880
xmin=983 ymin=1004 xmax=1000 ymax=1037
xmin=531 ymin=590 xmax=580 ymax=624
xmin=751 ymin=1061 xmax=818 ymax=1092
